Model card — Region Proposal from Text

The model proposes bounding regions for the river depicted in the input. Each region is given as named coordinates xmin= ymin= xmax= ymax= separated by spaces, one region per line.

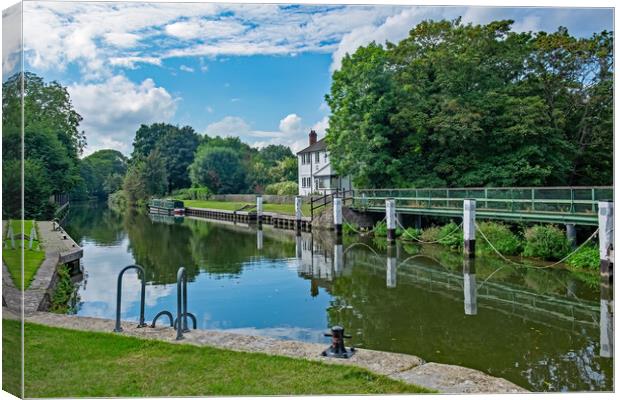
xmin=63 ymin=203 xmax=613 ymax=392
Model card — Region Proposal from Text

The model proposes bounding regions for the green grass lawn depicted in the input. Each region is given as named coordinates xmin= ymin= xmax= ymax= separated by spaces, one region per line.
xmin=2 ymin=319 xmax=431 ymax=397
xmin=183 ymin=199 xmax=312 ymax=216
xmin=3 ymin=220 xmax=45 ymax=289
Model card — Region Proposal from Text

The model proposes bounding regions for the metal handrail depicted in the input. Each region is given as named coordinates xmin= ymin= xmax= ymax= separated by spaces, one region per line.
xmin=114 ymin=264 xmax=146 ymax=332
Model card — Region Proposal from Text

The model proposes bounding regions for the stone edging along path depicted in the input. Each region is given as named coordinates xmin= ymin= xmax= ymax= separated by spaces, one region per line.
xmin=3 ymin=310 xmax=526 ymax=394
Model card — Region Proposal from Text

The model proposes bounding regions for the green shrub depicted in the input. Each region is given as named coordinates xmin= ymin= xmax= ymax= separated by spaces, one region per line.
xmin=107 ymin=190 xmax=128 ymax=212
xmin=437 ymin=221 xmax=462 ymax=249
xmin=477 ymin=221 xmax=522 ymax=256
xmin=400 ymin=227 xmax=422 ymax=241
xmin=522 ymin=225 xmax=571 ymax=261
xmin=49 ymin=265 xmax=78 ymax=314
xmin=373 ymin=220 xmax=388 ymax=237
xmin=264 ymin=181 xmax=298 ymax=195
xmin=343 ymin=222 xmax=360 ymax=236
xmin=566 ymin=244 xmax=599 ymax=272
xmin=420 ymin=226 xmax=441 ymax=242
xmin=171 ymin=187 xmax=211 ymax=200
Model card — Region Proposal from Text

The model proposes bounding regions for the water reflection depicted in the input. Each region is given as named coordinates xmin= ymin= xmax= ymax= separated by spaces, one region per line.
xmin=65 ymin=204 xmax=613 ymax=392
xmin=600 ymin=279 xmax=613 ymax=358
xmin=462 ymin=257 xmax=477 ymax=316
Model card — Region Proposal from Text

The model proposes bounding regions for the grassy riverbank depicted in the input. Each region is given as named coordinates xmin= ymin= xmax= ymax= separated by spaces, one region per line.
xmin=2 ymin=220 xmax=45 ymax=289
xmin=2 ymin=319 xmax=431 ymax=397
xmin=183 ymin=199 xmax=311 ymax=216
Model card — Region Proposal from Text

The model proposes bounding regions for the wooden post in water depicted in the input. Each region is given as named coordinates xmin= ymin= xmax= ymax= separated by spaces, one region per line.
xmin=256 ymin=195 xmax=263 ymax=224
xmin=386 ymin=244 xmax=397 ymax=288
xmin=295 ymin=196 xmax=302 ymax=231
xmin=463 ymin=257 xmax=477 ymax=315
xmin=386 ymin=198 xmax=396 ymax=242
xmin=598 ymin=201 xmax=613 ymax=279
xmin=463 ymin=199 xmax=476 ymax=258
xmin=333 ymin=196 xmax=343 ymax=235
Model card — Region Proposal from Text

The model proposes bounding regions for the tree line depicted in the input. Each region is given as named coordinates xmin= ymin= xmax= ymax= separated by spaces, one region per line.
xmin=326 ymin=19 xmax=613 ymax=188
xmin=2 ymin=73 xmax=298 ymax=218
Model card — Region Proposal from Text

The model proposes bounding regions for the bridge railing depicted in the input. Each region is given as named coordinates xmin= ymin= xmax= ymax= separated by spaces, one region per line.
xmin=351 ymin=186 xmax=613 ymax=216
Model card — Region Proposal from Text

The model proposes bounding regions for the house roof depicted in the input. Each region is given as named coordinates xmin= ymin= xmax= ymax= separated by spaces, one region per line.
xmin=297 ymin=137 xmax=327 ymax=154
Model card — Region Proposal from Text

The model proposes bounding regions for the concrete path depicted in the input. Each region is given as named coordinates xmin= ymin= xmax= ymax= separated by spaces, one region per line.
xmin=3 ymin=310 xmax=526 ymax=394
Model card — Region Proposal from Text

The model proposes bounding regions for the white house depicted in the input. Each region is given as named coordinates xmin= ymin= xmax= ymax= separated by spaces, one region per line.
xmin=297 ymin=130 xmax=352 ymax=196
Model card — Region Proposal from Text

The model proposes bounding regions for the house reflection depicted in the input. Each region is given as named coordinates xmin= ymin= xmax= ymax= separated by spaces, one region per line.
xmin=296 ymin=232 xmax=347 ymax=283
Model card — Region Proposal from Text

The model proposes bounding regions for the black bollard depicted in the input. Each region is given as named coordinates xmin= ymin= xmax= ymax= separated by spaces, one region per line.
xmin=322 ymin=326 xmax=355 ymax=358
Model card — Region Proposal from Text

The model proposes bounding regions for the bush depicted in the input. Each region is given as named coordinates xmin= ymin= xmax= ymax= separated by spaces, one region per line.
xmin=420 ymin=226 xmax=441 ymax=242
xmin=437 ymin=221 xmax=462 ymax=249
xmin=343 ymin=222 xmax=360 ymax=236
xmin=477 ymin=221 xmax=522 ymax=256
xmin=264 ymin=181 xmax=298 ymax=195
xmin=400 ymin=227 xmax=422 ymax=241
xmin=523 ymin=225 xmax=571 ymax=261
xmin=418 ymin=222 xmax=461 ymax=248
xmin=566 ymin=244 xmax=599 ymax=272
xmin=171 ymin=187 xmax=211 ymax=200
xmin=107 ymin=191 xmax=128 ymax=213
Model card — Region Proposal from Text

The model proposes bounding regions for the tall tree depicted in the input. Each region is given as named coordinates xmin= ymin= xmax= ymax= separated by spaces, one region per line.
xmin=189 ymin=145 xmax=245 ymax=194
xmin=131 ymin=123 xmax=200 ymax=191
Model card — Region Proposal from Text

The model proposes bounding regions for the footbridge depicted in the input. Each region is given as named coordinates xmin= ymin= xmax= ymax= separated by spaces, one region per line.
xmin=343 ymin=186 xmax=613 ymax=226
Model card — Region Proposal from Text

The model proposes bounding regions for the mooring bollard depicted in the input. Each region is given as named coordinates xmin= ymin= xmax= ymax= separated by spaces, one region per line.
xmin=598 ymin=201 xmax=613 ymax=279
xmin=463 ymin=199 xmax=476 ymax=258
xmin=386 ymin=244 xmax=397 ymax=288
xmin=333 ymin=196 xmax=343 ymax=235
xmin=295 ymin=196 xmax=302 ymax=230
xmin=386 ymin=198 xmax=396 ymax=242
xmin=256 ymin=195 xmax=263 ymax=224
xmin=463 ymin=257 xmax=477 ymax=316
xmin=322 ymin=326 xmax=355 ymax=358
xmin=566 ymin=223 xmax=577 ymax=249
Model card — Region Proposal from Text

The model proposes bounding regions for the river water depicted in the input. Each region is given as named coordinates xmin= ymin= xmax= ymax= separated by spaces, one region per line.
xmin=64 ymin=203 xmax=613 ymax=392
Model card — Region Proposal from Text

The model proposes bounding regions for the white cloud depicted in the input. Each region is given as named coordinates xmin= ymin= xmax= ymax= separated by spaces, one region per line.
xmin=205 ymin=113 xmax=326 ymax=152
xmin=279 ymin=114 xmax=303 ymax=134
xmin=68 ymin=75 xmax=178 ymax=155
xmin=311 ymin=116 xmax=329 ymax=136
xmin=2 ymin=4 xmax=22 ymax=80
xmin=179 ymin=64 xmax=195 ymax=72
xmin=165 ymin=18 xmax=247 ymax=40
xmin=109 ymin=56 xmax=162 ymax=69
xmin=205 ymin=116 xmax=252 ymax=138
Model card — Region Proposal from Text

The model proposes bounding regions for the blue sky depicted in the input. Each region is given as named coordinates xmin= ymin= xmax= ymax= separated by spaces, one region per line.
xmin=2 ymin=2 xmax=613 ymax=155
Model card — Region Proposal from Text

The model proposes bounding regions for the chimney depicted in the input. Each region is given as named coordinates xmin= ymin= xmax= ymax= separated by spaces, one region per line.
xmin=309 ymin=130 xmax=317 ymax=146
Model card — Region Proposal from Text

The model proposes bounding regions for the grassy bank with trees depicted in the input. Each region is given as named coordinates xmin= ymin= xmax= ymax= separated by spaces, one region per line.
xmin=2 ymin=319 xmax=431 ymax=397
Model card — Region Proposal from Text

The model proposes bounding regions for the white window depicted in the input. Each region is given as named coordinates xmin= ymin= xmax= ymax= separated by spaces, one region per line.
xmin=315 ymin=152 xmax=320 ymax=163
xmin=324 ymin=152 xmax=328 ymax=162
